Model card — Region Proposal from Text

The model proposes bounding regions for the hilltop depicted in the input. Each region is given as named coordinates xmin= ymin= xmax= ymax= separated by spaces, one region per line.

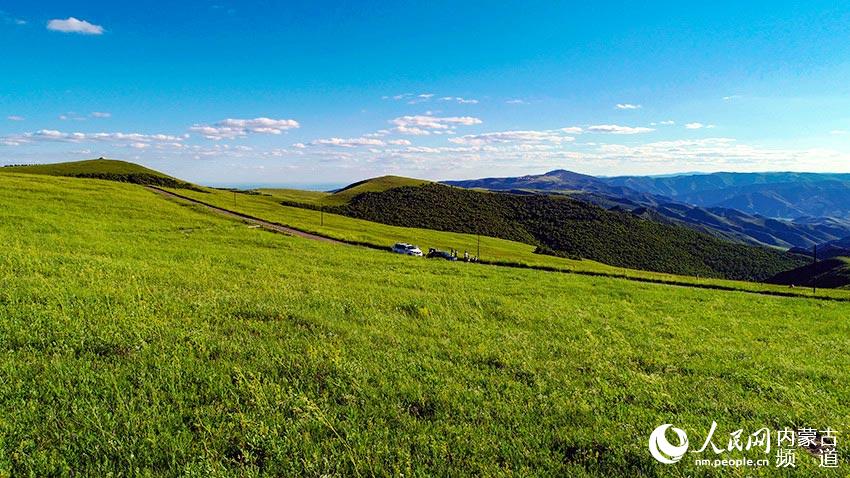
xmin=263 ymin=175 xmax=431 ymax=207
xmin=327 ymin=182 xmax=807 ymax=281
xmin=0 ymin=159 xmax=200 ymax=190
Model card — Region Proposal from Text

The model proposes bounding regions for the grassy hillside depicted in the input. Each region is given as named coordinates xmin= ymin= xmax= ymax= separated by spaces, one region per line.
xmin=331 ymin=183 xmax=807 ymax=281
xmin=767 ymin=256 xmax=850 ymax=289
xmin=2 ymin=172 xmax=850 ymax=476
xmin=0 ymin=159 xmax=200 ymax=189
xmin=168 ymin=184 xmax=613 ymax=271
xmin=256 ymin=188 xmax=332 ymax=207
xmin=165 ymin=183 xmax=850 ymax=299
xmin=328 ymin=175 xmax=431 ymax=205
xmin=261 ymin=175 xmax=432 ymax=207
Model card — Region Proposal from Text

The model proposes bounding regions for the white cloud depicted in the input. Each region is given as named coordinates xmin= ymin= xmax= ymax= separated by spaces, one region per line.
xmin=650 ymin=120 xmax=675 ymax=126
xmin=440 ymin=96 xmax=479 ymax=104
xmin=384 ymin=93 xmax=477 ymax=105
xmin=506 ymin=99 xmax=526 ymax=105
xmin=311 ymin=137 xmax=386 ymax=148
xmin=391 ymin=114 xmax=482 ymax=135
xmin=382 ymin=93 xmax=410 ymax=101
xmin=292 ymin=142 xmax=306 ymax=148
xmin=722 ymin=95 xmax=742 ymax=101
xmin=59 ymin=112 xmax=86 ymax=121
xmin=590 ymin=138 xmax=850 ymax=172
xmin=685 ymin=122 xmax=716 ymax=130
xmin=190 ymin=117 xmax=300 ymax=140
xmin=47 ymin=17 xmax=104 ymax=35
xmin=0 ymin=11 xmax=27 ymax=25
xmin=90 ymin=111 xmax=111 ymax=118
xmin=6 ymin=115 xmax=24 ymax=121
xmin=830 ymin=130 xmax=848 ymax=136
xmin=448 ymin=130 xmax=574 ymax=146
xmin=586 ymin=124 xmax=655 ymax=135
xmin=407 ymin=93 xmax=436 ymax=105
xmin=560 ymin=126 xmax=584 ymax=134
xmin=383 ymin=93 xmax=437 ymax=104
xmin=0 ymin=129 xmax=187 ymax=147
xmin=615 ymin=103 xmax=641 ymax=110
xmin=387 ymin=139 xmax=412 ymax=146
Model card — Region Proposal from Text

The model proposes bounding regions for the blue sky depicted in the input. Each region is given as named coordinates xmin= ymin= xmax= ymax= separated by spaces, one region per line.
xmin=3 ymin=1 xmax=850 ymax=186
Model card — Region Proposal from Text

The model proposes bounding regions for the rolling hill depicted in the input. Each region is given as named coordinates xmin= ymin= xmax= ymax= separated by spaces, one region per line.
xmin=445 ymin=169 xmax=850 ymax=249
xmin=0 ymin=159 xmax=201 ymax=190
xmin=258 ymin=175 xmax=431 ymax=207
xmin=2 ymin=166 xmax=850 ymax=475
xmin=327 ymin=182 xmax=807 ymax=281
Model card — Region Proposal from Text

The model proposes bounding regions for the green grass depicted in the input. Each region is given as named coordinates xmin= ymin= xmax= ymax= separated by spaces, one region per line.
xmin=256 ymin=175 xmax=430 ymax=207
xmin=327 ymin=175 xmax=431 ymax=205
xmin=0 ymin=159 xmax=172 ymax=178
xmin=262 ymin=175 xmax=432 ymax=207
xmin=0 ymin=159 xmax=201 ymax=190
xmin=164 ymin=184 xmax=850 ymax=300
xmin=168 ymin=185 xmax=616 ymax=271
xmin=257 ymin=188 xmax=332 ymax=206
xmin=2 ymin=172 xmax=850 ymax=476
xmin=329 ymin=183 xmax=807 ymax=281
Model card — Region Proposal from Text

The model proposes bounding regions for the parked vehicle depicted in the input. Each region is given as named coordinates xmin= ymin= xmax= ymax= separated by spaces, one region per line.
xmin=391 ymin=243 xmax=423 ymax=256
xmin=426 ymin=248 xmax=458 ymax=261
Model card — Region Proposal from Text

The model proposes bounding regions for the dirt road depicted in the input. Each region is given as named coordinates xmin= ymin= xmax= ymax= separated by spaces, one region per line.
xmin=146 ymin=186 xmax=344 ymax=244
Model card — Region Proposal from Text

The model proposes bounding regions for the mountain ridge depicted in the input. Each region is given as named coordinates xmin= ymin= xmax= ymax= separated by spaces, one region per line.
xmin=444 ymin=169 xmax=850 ymax=249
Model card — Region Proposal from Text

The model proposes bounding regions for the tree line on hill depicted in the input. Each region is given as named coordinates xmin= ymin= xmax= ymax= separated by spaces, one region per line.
xmin=324 ymin=183 xmax=807 ymax=281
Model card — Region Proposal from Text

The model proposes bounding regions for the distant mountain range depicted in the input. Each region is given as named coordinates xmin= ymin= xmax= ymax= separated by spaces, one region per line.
xmin=605 ymin=172 xmax=850 ymax=219
xmin=444 ymin=170 xmax=850 ymax=250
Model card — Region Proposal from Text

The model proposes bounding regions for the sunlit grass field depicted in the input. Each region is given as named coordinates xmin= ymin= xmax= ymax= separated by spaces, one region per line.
xmin=1 ymin=172 xmax=849 ymax=476
xmin=0 ymin=158 xmax=174 ymax=178
xmin=167 ymin=185 xmax=850 ymax=301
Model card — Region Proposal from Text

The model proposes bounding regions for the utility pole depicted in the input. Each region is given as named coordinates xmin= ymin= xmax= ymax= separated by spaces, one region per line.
xmin=812 ymin=244 xmax=818 ymax=294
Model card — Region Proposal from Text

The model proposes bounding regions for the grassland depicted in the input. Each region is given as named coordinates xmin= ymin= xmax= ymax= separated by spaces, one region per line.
xmin=0 ymin=159 xmax=199 ymax=190
xmin=260 ymin=175 xmax=430 ymax=207
xmin=329 ymin=183 xmax=807 ymax=281
xmin=256 ymin=188 xmax=332 ymax=207
xmin=164 ymin=184 xmax=850 ymax=300
xmin=2 ymin=172 xmax=850 ymax=476
xmin=0 ymin=158 xmax=171 ymax=177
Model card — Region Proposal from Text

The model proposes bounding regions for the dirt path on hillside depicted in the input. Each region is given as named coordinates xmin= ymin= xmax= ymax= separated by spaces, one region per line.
xmin=146 ymin=186 xmax=345 ymax=244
